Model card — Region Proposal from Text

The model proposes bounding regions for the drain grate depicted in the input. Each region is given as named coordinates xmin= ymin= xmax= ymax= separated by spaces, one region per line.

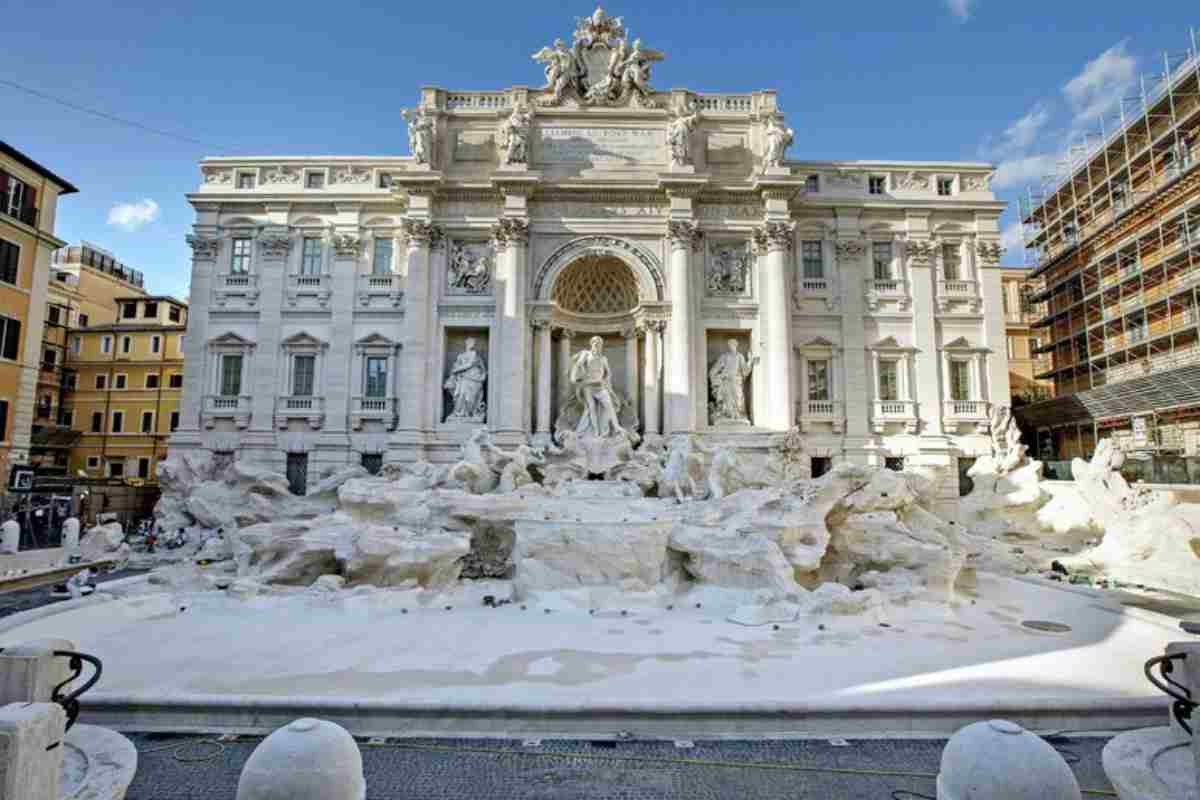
xmin=1021 ymin=620 xmax=1073 ymax=633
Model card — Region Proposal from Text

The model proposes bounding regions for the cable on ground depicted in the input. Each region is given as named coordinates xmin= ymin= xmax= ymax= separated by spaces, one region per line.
xmin=137 ymin=737 xmax=226 ymax=763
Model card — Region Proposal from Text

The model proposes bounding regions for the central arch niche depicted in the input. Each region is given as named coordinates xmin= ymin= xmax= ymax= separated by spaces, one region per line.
xmin=552 ymin=255 xmax=640 ymax=315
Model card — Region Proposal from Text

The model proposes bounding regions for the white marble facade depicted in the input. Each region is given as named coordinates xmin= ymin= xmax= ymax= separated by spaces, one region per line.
xmin=171 ymin=9 xmax=1009 ymax=493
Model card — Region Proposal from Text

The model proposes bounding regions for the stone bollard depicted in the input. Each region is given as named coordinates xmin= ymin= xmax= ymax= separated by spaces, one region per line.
xmin=237 ymin=718 xmax=366 ymax=800
xmin=938 ymin=719 xmax=1081 ymax=800
xmin=61 ymin=517 xmax=81 ymax=551
xmin=0 ymin=702 xmax=67 ymax=800
xmin=0 ymin=639 xmax=78 ymax=707
xmin=0 ymin=520 xmax=18 ymax=554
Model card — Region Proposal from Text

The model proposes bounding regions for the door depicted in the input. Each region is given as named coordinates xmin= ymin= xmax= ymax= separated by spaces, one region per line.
xmin=286 ymin=453 xmax=308 ymax=495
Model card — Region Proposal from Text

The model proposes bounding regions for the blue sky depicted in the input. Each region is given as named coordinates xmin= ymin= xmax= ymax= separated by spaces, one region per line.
xmin=4 ymin=1 xmax=1196 ymax=297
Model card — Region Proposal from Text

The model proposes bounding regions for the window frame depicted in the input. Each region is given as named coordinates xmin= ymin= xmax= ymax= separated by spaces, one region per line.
xmin=877 ymin=359 xmax=900 ymax=401
xmin=300 ymin=237 xmax=323 ymax=276
xmin=936 ymin=176 xmax=955 ymax=197
xmin=145 ymin=373 xmax=160 ymax=389
xmin=800 ymin=240 xmax=824 ymax=280
xmin=95 ymin=374 xmax=107 ymax=390
xmin=872 ymin=241 xmax=894 ymax=281
xmin=111 ymin=410 xmax=124 ymax=433
xmin=806 ymin=358 xmax=831 ymax=402
xmin=113 ymin=373 xmax=127 ymax=390
xmin=364 ymin=355 xmax=388 ymax=399
xmin=868 ymin=175 xmax=887 ymax=195
xmin=372 ymin=236 xmax=394 ymax=276
xmin=230 ymin=237 xmax=252 ymax=274
xmin=0 ymin=314 xmax=21 ymax=361
xmin=0 ymin=239 xmax=18 ymax=286
xmin=236 ymin=172 xmax=256 ymax=190
xmin=219 ymin=353 xmax=244 ymax=397
xmin=90 ymin=411 xmax=103 ymax=433
xmin=140 ymin=410 xmax=155 ymax=434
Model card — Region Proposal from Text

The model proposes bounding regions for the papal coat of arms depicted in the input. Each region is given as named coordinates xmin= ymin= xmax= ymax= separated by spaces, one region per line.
xmin=531 ymin=7 xmax=665 ymax=108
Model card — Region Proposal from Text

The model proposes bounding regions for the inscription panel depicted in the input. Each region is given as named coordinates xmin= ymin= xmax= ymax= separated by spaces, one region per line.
xmin=538 ymin=127 xmax=664 ymax=166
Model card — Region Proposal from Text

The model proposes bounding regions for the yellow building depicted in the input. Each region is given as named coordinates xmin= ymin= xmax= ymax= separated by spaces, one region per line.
xmin=65 ymin=296 xmax=187 ymax=486
xmin=999 ymin=267 xmax=1053 ymax=405
xmin=0 ymin=141 xmax=77 ymax=496
xmin=31 ymin=243 xmax=148 ymax=475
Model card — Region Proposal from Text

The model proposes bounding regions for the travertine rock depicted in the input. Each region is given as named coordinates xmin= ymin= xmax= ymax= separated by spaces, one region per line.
xmin=513 ymin=520 xmax=673 ymax=596
xmin=670 ymin=526 xmax=799 ymax=597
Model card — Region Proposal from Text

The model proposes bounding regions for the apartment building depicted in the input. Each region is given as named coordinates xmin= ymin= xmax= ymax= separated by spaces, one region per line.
xmin=0 ymin=141 xmax=78 ymax=496
xmin=999 ymin=268 xmax=1052 ymax=405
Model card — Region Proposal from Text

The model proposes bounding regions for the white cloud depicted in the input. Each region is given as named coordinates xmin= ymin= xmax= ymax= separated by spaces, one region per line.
xmin=999 ymin=103 xmax=1051 ymax=154
xmin=1000 ymin=222 xmax=1025 ymax=253
xmin=992 ymin=154 xmax=1058 ymax=190
xmin=945 ymin=0 xmax=972 ymax=21
xmin=1063 ymin=41 xmax=1138 ymax=126
xmin=107 ymin=199 xmax=160 ymax=232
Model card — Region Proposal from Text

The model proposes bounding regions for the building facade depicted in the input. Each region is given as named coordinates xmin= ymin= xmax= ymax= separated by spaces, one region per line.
xmin=0 ymin=141 xmax=77 ymax=496
xmin=1016 ymin=31 xmax=1200 ymax=476
xmin=999 ymin=268 xmax=1052 ymax=405
xmin=171 ymin=10 xmax=1010 ymax=498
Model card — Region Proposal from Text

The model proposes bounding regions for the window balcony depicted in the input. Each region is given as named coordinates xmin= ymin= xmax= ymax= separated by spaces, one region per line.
xmin=871 ymin=399 xmax=918 ymax=433
xmin=287 ymin=274 xmax=331 ymax=307
xmin=202 ymin=394 xmax=252 ymax=429
xmin=275 ymin=395 xmax=325 ymax=430
xmin=213 ymin=273 xmax=260 ymax=307
xmin=356 ymin=274 xmax=404 ymax=307
xmin=351 ymin=396 xmax=398 ymax=430
xmin=863 ymin=278 xmax=910 ymax=311
xmin=943 ymin=400 xmax=991 ymax=434
xmin=795 ymin=399 xmax=844 ymax=433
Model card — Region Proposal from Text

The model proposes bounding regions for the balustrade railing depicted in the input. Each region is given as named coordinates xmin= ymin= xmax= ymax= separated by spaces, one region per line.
xmin=944 ymin=399 xmax=989 ymax=418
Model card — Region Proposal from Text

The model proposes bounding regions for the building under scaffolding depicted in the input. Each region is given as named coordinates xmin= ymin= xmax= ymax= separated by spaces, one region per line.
xmin=1015 ymin=28 xmax=1200 ymax=480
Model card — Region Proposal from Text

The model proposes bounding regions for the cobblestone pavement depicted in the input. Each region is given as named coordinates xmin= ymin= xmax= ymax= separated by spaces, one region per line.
xmin=124 ymin=733 xmax=1117 ymax=800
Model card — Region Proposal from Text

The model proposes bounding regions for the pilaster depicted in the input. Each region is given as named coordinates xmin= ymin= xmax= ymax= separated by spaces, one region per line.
xmin=905 ymin=211 xmax=945 ymax=437
xmin=834 ymin=209 xmax=872 ymax=459
xmin=491 ymin=216 xmax=531 ymax=444
xmin=665 ymin=219 xmax=701 ymax=433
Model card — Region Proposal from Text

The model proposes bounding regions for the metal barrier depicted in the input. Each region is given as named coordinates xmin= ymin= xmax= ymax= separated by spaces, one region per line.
xmin=1144 ymin=651 xmax=1195 ymax=734
xmin=51 ymin=650 xmax=103 ymax=732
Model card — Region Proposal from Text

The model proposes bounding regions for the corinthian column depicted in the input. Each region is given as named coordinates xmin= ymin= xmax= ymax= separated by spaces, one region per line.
xmin=491 ymin=217 xmax=530 ymax=440
xmin=534 ymin=320 xmax=553 ymax=439
xmin=666 ymin=220 xmax=701 ymax=434
xmin=755 ymin=221 xmax=796 ymax=430
xmin=643 ymin=320 xmax=663 ymax=436
xmin=395 ymin=219 xmax=439 ymax=439
xmin=623 ymin=325 xmax=641 ymax=431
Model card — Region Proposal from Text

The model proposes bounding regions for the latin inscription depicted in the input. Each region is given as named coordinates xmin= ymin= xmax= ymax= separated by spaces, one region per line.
xmin=538 ymin=127 xmax=664 ymax=165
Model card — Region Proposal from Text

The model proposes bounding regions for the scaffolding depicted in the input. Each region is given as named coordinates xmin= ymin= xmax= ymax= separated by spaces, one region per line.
xmin=1017 ymin=28 xmax=1200 ymax=399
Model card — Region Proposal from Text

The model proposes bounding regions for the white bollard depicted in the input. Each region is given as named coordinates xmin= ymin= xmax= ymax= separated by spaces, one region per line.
xmin=938 ymin=719 xmax=1080 ymax=800
xmin=61 ymin=517 xmax=80 ymax=550
xmin=0 ymin=702 xmax=67 ymax=800
xmin=237 ymin=718 xmax=366 ymax=800
xmin=0 ymin=520 xmax=19 ymax=554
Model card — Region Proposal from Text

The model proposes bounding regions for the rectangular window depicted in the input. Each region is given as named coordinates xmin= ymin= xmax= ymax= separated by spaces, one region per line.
xmin=170 ymin=410 xmax=180 ymax=432
xmin=5 ymin=178 xmax=26 ymax=217
xmin=114 ymin=374 xmax=127 ymax=389
xmin=872 ymin=242 xmax=893 ymax=281
xmin=91 ymin=412 xmax=103 ymax=433
xmin=0 ymin=240 xmax=18 ymax=285
xmin=365 ymin=356 xmax=388 ymax=398
xmin=801 ymin=240 xmax=823 ymax=280
xmin=43 ymin=348 xmax=56 ymax=368
xmin=378 ymin=172 xmax=392 ymax=189
xmin=78 ymin=313 xmax=89 ymax=328
xmin=942 ymin=243 xmax=961 ymax=280
xmin=87 ymin=456 xmax=99 ymax=469
xmin=101 ymin=335 xmax=111 ymax=354
xmin=0 ymin=315 xmax=20 ymax=360
xmin=60 ymin=410 xmax=72 ymax=428
xmin=372 ymin=237 xmax=393 ymax=275
xmin=47 ymin=306 xmax=60 ymax=325
xmin=70 ymin=336 xmax=81 ymax=355
xmin=937 ymin=176 xmax=954 ymax=196
xmin=878 ymin=359 xmax=899 ymax=401
xmin=807 ymin=359 xmax=830 ymax=401
xmin=145 ymin=373 xmax=159 ymax=389
xmin=121 ymin=336 xmax=132 ymax=354
xmin=869 ymin=175 xmax=886 ymax=195
xmin=141 ymin=411 xmax=154 ymax=433
xmin=286 ymin=452 xmax=308 ymax=495
xmin=122 ymin=302 xmax=136 ymax=319
xmin=220 ymin=354 xmax=243 ymax=396
xmin=949 ymin=360 xmax=971 ymax=401
xmin=305 ymin=172 xmax=324 ymax=189
xmin=168 ymin=306 xmax=181 ymax=322
xmin=111 ymin=411 xmax=124 ymax=433
xmin=169 ymin=373 xmax=183 ymax=389
xmin=292 ymin=355 xmax=316 ymax=396
xmin=805 ymin=174 xmax=820 ymax=193
xmin=237 ymin=172 xmax=256 ymax=190
xmin=64 ymin=373 xmax=76 ymax=390
xmin=151 ymin=335 xmax=161 ymax=354
xmin=0 ymin=400 xmax=7 ymax=442
xmin=138 ymin=457 xmax=151 ymax=479
xmin=231 ymin=238 xmax=252 ymax=274
xmin=1030 ymin=337 xmax=1040 ymax=352
xmin=95 ymin=374 xmax=107 ymax=390
xmin=108 ymin=460 xmax=124 ymax=478
xmin=143 ymin=302 xmax=157 ymax=318
xmin=301 ymin=238 xmax=322 ymax=275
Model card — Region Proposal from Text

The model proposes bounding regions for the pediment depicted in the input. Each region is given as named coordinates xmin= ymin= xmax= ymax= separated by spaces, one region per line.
xmin=354 ymin=332 xmax=397 ymax=348
xmin=280 ymin=331 xmax=328 ymax=349
xmin=363 ymin=217 xmax=397 ymax=227
xmin=796 ymin=336 xmax=836 ymax=349
xmin=871 ymin=335 xmax=904 ymax=349
xmin=292 ymin=216 xmax=325 ymax=227
xmin=223 ymin=217 xmax=259 ymax=227
xmin=943 ymin=336 xmax=973 ymax=349
xmin=208 ymin=331 xmax=256 ymax=349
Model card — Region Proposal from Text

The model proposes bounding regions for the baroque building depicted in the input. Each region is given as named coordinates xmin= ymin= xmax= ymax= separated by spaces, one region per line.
xmin=172 ymin=9 xmax=1010 ymax=497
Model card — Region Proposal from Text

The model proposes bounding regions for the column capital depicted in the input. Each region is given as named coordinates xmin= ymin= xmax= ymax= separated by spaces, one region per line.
xmin=556 ymin=326 xmax=575 ymax=340
xmin=186 ymin=234 xmax=220 ymax=260
xmin=530 ymin=318 xmax=551 ymax=331
xmin=490 ymin=217 xmax=530 ymax=252
xmin=329 ymin=232 xmax=363 ymax=258
xmin=753 ymin=221 xmax=794 ymax=254
xmin=401 ymin=219 xmax=443 ymax=249
xmin=646 ymin=319 xmax=667 ymax=334
xmin=666 ymin=220 xmax=702 ymax=252
xmin=622 ymin=323 xmax=644 ymax=339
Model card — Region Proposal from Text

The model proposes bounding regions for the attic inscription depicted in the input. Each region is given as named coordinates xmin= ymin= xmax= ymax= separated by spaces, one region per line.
xmin=538 ymin=127 xmax=664 ymax=165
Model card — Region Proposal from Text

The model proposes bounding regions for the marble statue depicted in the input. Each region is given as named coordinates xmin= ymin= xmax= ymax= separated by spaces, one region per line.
xmin=709 ymin=339 xmax=758 ymax=424
xmin=667 ymin=99 xmax=700 ymax=167
xmin=448 ymin=428 xmax=507 ymax=494
xmin=762 ymin=115 xmax=794 ymax=170
xmin=660 ymin=435 xmax=712 ymax=503
xmin=498 ymin=444 xmax=546 ymax=493
xmin=532 ymin=39 xmax=585 ymax=105
xmin=444 ymin=338 xmax=487 ymax=421
xmin=569 ymin=336 xmax=625 ymax=439
xmin=707 ymin=243 xmax=750 ymax=295
xmin=400 ymin=107 xmax=436 ymax=166
xmin=542 ymin=430 xmax=590 ymax=488
xmin=447 ymin=243 xmax=493 ymax=294
xmin=534 ymin=8 xmax=664 ymax=107
xmin=499 ymin=105 xmax=533 ymax=166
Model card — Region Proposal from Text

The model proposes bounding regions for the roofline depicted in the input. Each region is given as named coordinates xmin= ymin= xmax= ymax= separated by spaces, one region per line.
xmin=0 ymin=141 xmax=79 ymax=194
xmin=115 ymin=295 xmax=188 ymax=305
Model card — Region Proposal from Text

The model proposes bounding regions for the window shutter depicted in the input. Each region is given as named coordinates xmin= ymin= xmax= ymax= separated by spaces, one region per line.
xmin=22 ymin=185 xmax=37 ymax=224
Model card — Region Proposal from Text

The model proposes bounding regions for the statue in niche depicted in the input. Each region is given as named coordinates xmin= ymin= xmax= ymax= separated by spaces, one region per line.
xmin=762 ymin=114 xmax=794 ymax=170
xmin=499 ymin=105 xmax=533 ymax=166
xmin=667 ymin=99 xmax=700 ymax=167
xmin=569 ymin=336 xmax=625 ymax=439
xmin=707 ymin=244 xmax=749 ymax=295
xmin=709 ymin=339 xmax=758 ymax=425
xmin=444 ymin=338 xmax=487 ymax=421
xmin=447 ymin=242 xmax=492 ymax=294
xmin=401 ymin=106 xmax=436 ymax=166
